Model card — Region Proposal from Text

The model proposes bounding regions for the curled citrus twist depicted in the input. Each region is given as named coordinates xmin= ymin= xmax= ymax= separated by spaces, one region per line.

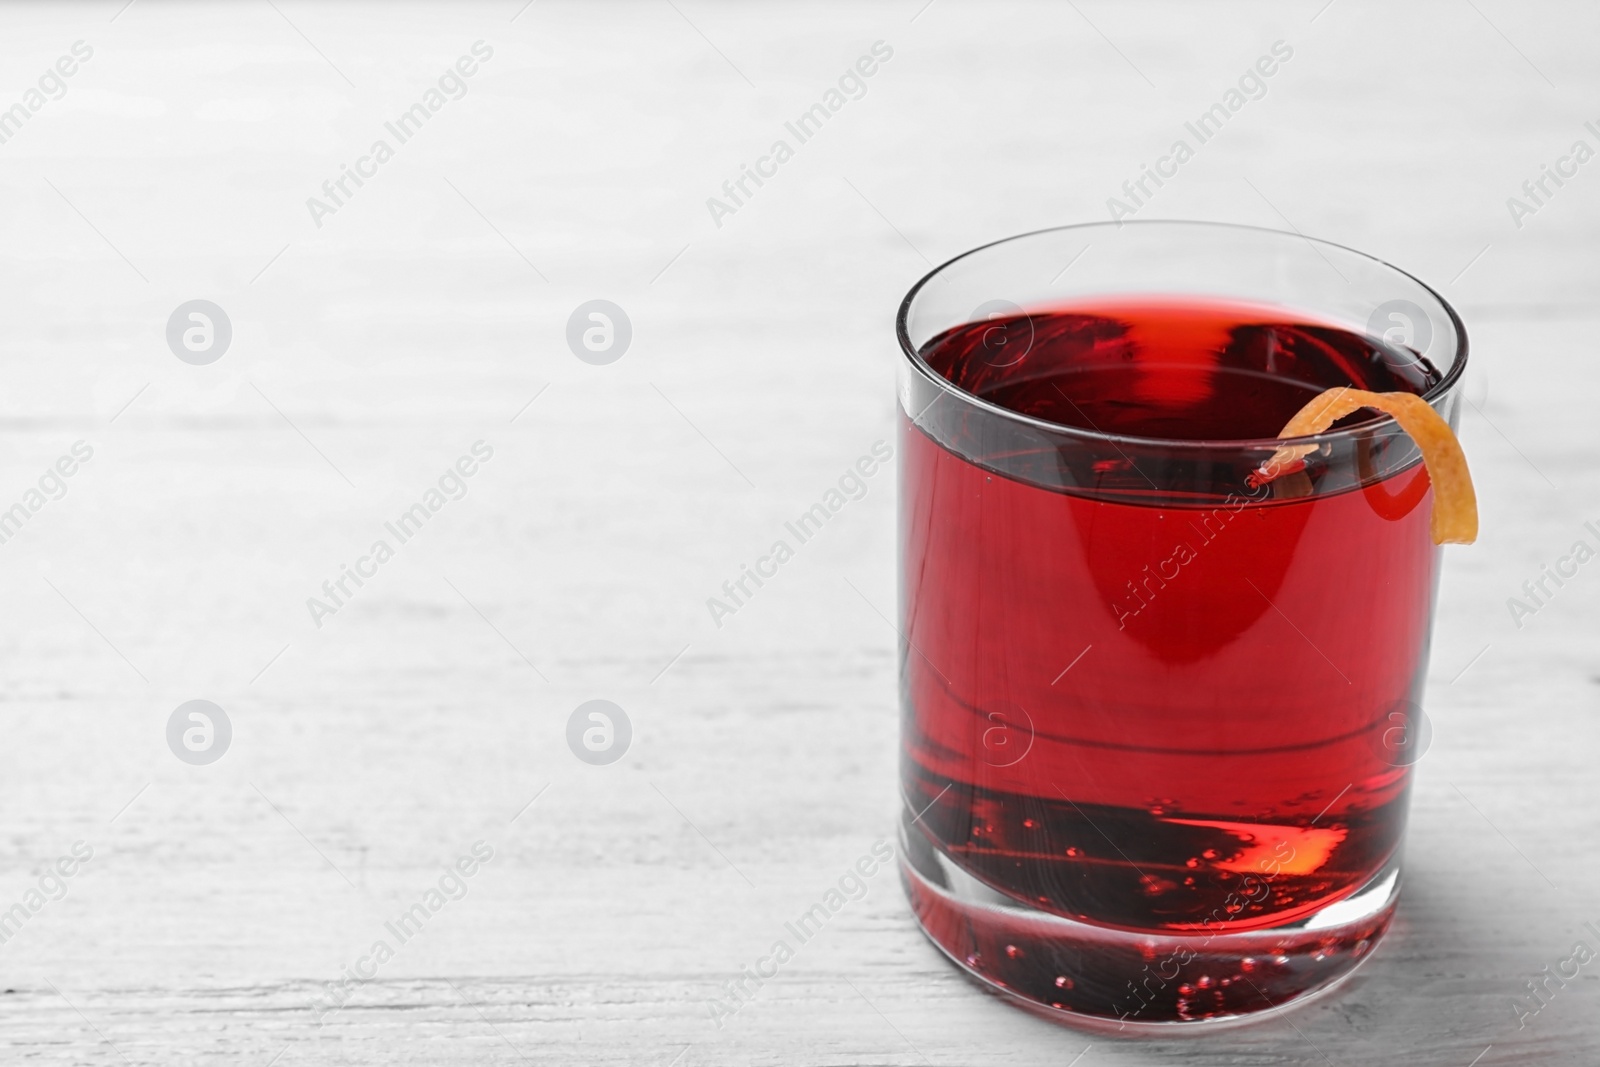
xmin=1251 ymin=387 xmax=1478 ymax=545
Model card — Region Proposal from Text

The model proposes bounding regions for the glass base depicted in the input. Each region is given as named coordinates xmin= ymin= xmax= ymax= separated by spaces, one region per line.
xmin=899 ymin=821 xmax=1400 ymax=1031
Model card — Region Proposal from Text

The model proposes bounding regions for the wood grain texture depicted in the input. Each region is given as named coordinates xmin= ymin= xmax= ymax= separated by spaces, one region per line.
xmin=0 ymin=0 xmax=1596 ymax=1063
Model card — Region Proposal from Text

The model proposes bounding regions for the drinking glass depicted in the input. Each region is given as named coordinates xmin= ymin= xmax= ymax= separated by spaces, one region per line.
xmin=895 ymin=220 xmax=1466 ymax=1028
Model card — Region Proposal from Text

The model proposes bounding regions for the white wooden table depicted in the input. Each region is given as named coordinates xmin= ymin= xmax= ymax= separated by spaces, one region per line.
xmin=0 ymin=1 xmax=1596 ymax=1062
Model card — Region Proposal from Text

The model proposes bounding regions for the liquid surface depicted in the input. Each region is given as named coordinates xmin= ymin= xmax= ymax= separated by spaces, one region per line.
xmin=899 ymin=300 xmax=1440 ymax=1020
xmin=919 ymin=298 xmax=1439 ymax=441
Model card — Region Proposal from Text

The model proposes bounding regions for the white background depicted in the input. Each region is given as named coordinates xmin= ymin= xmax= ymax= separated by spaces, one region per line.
xmin=0 ymin=1 xmax=1595 ymax=1063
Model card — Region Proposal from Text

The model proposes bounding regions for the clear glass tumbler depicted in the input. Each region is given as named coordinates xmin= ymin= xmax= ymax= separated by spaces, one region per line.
xmin=895 ymin=221 xmax=1466 ymax=1028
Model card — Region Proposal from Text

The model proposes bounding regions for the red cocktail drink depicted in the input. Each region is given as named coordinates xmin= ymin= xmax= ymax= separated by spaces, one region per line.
xmin=895 ymin=223 xmax=1467 ymax=1028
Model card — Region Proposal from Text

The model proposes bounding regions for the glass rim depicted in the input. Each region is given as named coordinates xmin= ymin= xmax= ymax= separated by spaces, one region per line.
xmin=895 ymin=219 xmax=1470 ymax=453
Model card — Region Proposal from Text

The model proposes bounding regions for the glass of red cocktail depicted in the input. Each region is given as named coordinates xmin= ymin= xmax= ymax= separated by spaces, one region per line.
xmin=896 ymin=220 xmax=1469 ymax=1028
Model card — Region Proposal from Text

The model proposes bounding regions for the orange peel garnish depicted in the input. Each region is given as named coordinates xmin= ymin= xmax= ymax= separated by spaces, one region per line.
xmin=1251 ymin=387 xmax=1478 ymax=545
